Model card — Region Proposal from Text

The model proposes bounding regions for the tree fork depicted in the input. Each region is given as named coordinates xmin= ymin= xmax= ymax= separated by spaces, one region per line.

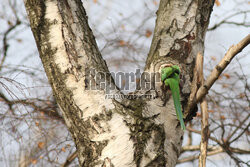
xmin=24 ymin=0 xmax=215 ymax=166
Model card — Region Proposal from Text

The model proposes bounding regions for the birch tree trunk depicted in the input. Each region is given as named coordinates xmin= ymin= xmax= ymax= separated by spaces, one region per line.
xmin=24 ymin=0 xmax=214 ymax=166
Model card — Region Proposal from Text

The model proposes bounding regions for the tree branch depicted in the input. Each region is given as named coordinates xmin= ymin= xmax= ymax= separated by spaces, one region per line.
xmin=184 ymin=34 xmax=250 ymax=115
xmin=197 ymin=53 xmax=209 ymax=167
xmin=0 ymin=19 xmax=21 ymax=71
xmin=178 ymin=147 xmax=223 ymax=164
xmin=196 ymin=34 xmax=250 ymax=102
xmin=61 ymin=151 xmax=77 ymax=167
xmin=185 ymin=34 xmax=250 ymax=115
xmin=208 ymin=10 xmax=250 ymax=31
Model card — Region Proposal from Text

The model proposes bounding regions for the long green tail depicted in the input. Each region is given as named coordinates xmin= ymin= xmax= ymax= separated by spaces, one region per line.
xmin=165 ymin=77 xmax=186 ymax=130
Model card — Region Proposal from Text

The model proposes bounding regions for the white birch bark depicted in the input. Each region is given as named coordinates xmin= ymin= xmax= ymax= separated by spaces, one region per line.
xmin=24 ymin=0 xmax=214 ymax=166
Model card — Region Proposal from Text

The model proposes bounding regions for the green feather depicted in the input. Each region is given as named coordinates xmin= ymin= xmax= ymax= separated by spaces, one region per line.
xmin=162 ymin=66 xmax=185 ymax=130
xmin=165 ymin=77 xmax=185 ymax=130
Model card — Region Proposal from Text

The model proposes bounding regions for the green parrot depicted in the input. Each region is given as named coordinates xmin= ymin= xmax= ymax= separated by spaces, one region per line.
xmin=161 ymin=65 xmax=185 ymax=130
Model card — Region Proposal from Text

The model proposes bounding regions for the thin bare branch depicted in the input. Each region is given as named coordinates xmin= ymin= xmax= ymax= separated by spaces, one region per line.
xmin=182 ymin=145 xmax=219 ymax=152
xmin=178 ymin=148 xmax=223 ymax=164
xmin=182 ymin=145 xmax=250 ymax=154
xmin=208 ymin=10 xmax=250 ymax=31
xmin=0 ymin=19 xmax=21 ymax=71
xmin=227 ymin=113 xmax=250 ymax=143
xmin=198 ymin=53 xmax=209 ymax=167
xmin=196 ymin=34 xmax=250 ymax=103
xmin=61 ymin=151 xmax=77 ymax=167
xmin=187 ymin=122 xmax=193 ymax=146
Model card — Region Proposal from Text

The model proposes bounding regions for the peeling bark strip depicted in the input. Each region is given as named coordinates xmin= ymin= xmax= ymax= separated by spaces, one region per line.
xmin=24 ymin=0 xmax=214 ymax=166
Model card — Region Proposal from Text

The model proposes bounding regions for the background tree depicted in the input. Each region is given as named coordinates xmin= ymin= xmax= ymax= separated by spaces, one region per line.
xmin=0 ymin=0 xmax=249 ymax=166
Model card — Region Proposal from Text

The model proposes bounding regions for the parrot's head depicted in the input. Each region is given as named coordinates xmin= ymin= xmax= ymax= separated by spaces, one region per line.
xmin=161 ymin=65 xmax=180 ymax=82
